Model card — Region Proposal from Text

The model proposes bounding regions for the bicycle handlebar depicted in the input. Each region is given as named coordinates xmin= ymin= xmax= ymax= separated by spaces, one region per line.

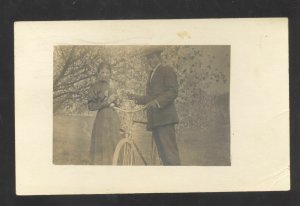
xmin=113 ymin=105 xmax=147 ymax=113
xmin=133 ymin=120 xmax=147 ymax=124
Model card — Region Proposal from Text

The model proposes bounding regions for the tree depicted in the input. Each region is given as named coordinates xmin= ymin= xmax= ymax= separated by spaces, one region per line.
xmin=53 ymin=45 xmax=230 ymax=129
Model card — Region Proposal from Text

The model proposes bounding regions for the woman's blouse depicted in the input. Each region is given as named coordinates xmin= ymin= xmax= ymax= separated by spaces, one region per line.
xmin=87 ymin=80 xmax=118 ymax=111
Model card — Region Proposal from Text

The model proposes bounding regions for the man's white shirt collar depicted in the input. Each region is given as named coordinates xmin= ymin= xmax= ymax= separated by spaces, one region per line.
xmin=150 ymin=63 xmax=161 ymax=82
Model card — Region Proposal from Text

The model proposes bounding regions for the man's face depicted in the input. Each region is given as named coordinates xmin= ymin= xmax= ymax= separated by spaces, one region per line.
xmin=147 ymin=54 xmax=160 ymax=70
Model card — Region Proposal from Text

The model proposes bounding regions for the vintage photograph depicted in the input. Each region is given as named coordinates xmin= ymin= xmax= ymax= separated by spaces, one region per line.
xmin=53 ymin=45 xmax=230 ymax=166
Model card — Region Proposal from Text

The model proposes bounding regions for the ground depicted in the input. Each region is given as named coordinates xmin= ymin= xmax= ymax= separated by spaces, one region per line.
xmin=53 ymin=115 xmax=230 ymax=166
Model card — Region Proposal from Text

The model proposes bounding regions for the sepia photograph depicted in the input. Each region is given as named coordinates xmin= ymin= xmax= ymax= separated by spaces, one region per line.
xmin=53 ymin=45 xmax=230 ymax=166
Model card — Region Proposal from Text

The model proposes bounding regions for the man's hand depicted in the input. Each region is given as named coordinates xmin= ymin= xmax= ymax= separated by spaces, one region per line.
xmin=146 ymin=100 xmax=159 ymax=109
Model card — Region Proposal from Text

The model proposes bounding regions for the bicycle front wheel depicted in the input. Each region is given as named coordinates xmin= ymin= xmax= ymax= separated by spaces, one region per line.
xmin=112 ymin=138 xmax=148 ymax=165
xmin=112 ymin=138 xmax=135 ymax=165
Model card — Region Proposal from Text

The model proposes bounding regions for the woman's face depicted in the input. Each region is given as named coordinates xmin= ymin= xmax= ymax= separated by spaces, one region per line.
xmin=98 ymin=66 xmax=111 ymax=81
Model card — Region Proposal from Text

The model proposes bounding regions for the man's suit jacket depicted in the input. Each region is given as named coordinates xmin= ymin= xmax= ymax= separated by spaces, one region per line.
xmin=136 ymin=64 xmax=179 ymax=130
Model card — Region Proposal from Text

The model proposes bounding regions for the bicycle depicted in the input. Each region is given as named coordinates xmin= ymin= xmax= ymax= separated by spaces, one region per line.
xmin=112 ymin=102 xmax=160 ymax=165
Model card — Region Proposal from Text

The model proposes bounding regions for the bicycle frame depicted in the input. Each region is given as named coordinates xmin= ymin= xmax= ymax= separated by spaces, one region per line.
xmin=112 ymin=104 xmax=150 ymax=165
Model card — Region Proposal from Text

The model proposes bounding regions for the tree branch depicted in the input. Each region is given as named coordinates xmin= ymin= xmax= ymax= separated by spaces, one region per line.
xmin=53 ymin=91 xmax=77 ymax=99
xmin=54 ymin=73 xmax=95 ymax=91
xmin=53 ymin=46 xmax=75 ymax=88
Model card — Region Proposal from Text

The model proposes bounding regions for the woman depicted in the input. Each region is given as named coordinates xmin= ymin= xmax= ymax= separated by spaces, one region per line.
xmin=87 ymin=62 xmax=121 ymax=165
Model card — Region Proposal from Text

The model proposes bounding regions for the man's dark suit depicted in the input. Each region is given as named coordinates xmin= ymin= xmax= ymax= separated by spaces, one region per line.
xmin=136 ymin=64 xmax=180 ymax=165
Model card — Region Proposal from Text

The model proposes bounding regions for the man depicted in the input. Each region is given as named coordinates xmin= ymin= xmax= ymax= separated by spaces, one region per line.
xmin=128 ymin=47 xmax=180 ymax=165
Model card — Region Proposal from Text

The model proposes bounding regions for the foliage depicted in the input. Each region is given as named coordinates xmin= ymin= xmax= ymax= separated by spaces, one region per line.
xmin=53 ymin=45 xmax=230 ymax=129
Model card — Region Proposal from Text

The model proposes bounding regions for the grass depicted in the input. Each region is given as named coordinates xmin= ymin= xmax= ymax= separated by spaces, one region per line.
xmin=53 ymin=115 xmax=230 ymax=166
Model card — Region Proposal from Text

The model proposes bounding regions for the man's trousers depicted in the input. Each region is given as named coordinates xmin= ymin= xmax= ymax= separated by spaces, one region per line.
xmin=152 ymin=124 xmax=180 ymax=165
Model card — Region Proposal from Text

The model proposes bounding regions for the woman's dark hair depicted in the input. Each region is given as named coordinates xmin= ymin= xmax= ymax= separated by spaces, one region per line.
xmin=97 ymin=62 xmax=111 ymax=73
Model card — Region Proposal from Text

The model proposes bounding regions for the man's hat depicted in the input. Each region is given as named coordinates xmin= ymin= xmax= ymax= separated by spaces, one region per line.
xmin=141 ymin=46 xmax=164 ymax=58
